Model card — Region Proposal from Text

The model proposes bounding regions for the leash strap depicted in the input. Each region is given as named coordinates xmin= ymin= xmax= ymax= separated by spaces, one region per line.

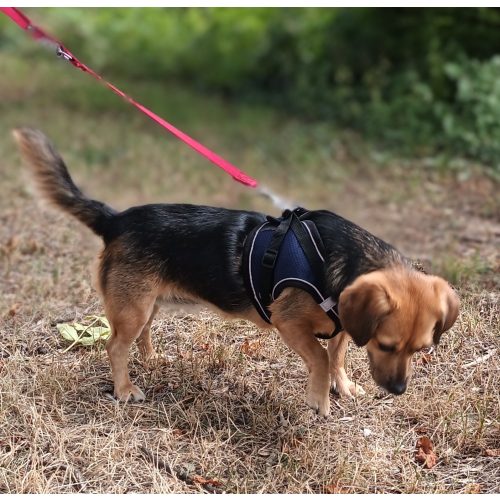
xmin=0 ymin=7 xmax=258 ymax=188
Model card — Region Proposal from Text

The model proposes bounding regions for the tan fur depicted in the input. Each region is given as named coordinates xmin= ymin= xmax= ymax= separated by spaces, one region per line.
xmin=269 ymin=289 xmax=334 ymax=416
xmin=328 ymin=332 xmax=365 ymax=398
xmin=340 ymin=267 xmax=459 ymax=394
xmin=93 ymin=241 xmax=273 ymax=402
xmin=264 ymin=267 xmax=457 ymax=413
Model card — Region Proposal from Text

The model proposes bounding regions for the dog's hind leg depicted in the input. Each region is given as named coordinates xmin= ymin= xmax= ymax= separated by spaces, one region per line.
xmin=328 ymin=332 xmax=365 ymax=398
xmin=137 ymin=303 xmax=161 ymax=367
xmin=105 ymin=293 xmax=157 ymax=402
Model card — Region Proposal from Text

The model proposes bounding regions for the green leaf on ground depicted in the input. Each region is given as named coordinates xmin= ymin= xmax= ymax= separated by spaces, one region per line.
xmin=57 ymin=315 xmax=111 ymax=350
xmin=57 ymin=323 xmax=80 ymax=342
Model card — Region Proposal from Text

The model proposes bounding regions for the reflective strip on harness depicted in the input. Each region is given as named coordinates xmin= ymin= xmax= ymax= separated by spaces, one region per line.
xmin=319 ymin=296 xmax=337 ymax=313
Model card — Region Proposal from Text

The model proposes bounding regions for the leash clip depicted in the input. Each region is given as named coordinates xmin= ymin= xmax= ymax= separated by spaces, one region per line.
xmin=56 ymin=46 xmax=73 ymax=61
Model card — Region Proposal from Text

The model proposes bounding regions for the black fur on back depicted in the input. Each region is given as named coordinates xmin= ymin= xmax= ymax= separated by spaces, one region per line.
xmin=308 ymin=210 xmax=407 ymax=297
xmin=101 ymin=204 xmax=266 ymax=312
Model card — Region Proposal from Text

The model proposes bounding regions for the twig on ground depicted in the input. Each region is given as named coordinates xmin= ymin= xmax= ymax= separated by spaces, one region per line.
xmin=138 ymin=445 xmax=224 ymax=494
xmin=463 ymin=349 xmax=497 ymax=368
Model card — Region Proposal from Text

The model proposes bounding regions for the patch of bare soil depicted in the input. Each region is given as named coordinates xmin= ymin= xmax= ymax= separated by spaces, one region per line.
xmin=326 ymin=167 xmax=499 ymax=290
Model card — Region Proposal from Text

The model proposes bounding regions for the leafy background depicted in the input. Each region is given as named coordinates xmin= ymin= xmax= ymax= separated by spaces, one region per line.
xmin=2 ymin=7 xmax=500 ymax=171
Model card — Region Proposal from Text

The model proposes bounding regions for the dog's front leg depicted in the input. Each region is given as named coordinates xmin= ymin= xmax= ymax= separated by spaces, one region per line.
xmin=328 ymin=332 xmax=365 ymax=398
xmin=276 ymin=324 xmax=331 ymax=416
xmin=270 ymin=289 xmax=333 ymax=416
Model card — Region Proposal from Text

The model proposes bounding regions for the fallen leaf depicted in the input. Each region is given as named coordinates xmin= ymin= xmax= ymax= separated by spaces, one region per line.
xmin=240 ymin=339 xmax=260 ymax=356
xmin=484 ymin=448 xmax=500 ymax=457
xmin=57 ymin=323 xmax=80 ymax=342
xmin=57 ymin=316 xmax=111 ymax=349
xmin=324 ymin=481 xmax=350 ymax=494
xmin=415 ymin=436 xmax=437 ymax=469
xmin=6 ymin=303 xmax=21 ymax=318
xmin=192 ymin=474 xmax=223 ymax=488
xmin=464 ymin=483 xmax=481 ymax=494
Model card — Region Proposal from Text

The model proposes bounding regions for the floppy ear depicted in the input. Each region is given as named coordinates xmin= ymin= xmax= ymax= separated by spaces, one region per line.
xmin=339 ymin=276 xmax=396 ymax=347
xmin=432 ymin=278 xmax=460 ymax=345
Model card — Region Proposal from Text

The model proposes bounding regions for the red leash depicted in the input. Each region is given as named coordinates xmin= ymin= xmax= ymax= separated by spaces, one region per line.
xmin=1 ymin=7 xmax=258 ymax=188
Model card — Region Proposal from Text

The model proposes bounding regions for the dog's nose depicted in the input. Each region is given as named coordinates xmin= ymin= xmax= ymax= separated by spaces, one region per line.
xmin=387 ymin=379 xmax=407 ymax=395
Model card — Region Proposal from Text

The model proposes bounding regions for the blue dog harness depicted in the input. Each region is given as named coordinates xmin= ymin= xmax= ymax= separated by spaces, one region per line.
xmin=243 ymin=208 xmax=342 ymax=339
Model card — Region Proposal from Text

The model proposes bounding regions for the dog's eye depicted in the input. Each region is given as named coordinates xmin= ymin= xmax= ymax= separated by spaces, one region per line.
xmin=378 ymin=342 xmax=396 ymax=353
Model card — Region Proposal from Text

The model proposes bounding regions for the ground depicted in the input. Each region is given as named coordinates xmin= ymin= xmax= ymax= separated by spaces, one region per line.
xmin=0 ymin=54 xmax=499 ymax=493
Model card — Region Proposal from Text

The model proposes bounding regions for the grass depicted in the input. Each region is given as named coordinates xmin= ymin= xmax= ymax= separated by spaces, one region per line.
xmin=0 ymin=52 xmax=499 ymax=493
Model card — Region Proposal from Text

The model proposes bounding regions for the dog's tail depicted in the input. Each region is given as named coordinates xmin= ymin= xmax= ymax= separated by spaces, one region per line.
xmin=13 ymin=128 xmax=116 ymax=238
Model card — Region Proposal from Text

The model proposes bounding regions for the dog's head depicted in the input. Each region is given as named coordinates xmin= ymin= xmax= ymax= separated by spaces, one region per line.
xmin=339 ymin=267 xmax=459 ymax=395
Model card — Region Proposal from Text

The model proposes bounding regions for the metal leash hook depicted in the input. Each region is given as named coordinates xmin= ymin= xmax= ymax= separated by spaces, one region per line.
xmin=56 ymin=46 xmax=73 ymax=61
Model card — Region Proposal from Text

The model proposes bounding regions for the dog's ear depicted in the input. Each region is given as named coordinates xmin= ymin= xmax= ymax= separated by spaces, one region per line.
xmin=432 ymin=277 xmax=460 ymax=345
xmin=339 ymin=275 xmax=396 ymax=347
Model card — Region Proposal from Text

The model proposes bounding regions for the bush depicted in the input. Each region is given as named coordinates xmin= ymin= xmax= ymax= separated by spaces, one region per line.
xmin=440 ymin=56 xmax=500 ymax=166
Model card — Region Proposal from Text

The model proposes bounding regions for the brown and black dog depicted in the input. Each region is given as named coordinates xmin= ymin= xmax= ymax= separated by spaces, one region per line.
xmin=14 ymin=128 xmax=459 ymax=417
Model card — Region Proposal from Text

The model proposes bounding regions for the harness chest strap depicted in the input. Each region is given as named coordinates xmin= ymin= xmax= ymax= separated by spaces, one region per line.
xmin=243 ymin=208 xmax=343 ymax=339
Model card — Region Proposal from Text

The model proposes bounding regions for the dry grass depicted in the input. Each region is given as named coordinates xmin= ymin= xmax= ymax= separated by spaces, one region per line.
xmin=0 ymin=53 xmax=499 ymax=493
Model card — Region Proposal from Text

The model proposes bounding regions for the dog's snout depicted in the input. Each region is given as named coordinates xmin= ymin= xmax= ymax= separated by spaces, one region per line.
xmin=386 ymin=379 xmax=407 ymax=395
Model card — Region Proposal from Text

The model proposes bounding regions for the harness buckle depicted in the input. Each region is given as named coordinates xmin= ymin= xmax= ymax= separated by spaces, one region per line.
xmin=319 ymin=296 xmax=336 ymax=313
xmin=261 ymin=248 xmax=279 ymax=269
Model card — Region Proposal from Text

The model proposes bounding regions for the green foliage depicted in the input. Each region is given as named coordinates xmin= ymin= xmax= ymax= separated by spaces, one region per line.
xmin=440 ymin=57 xmax=500 ymax=165
xmin=2 ymin=7 xmax=500 ymax=169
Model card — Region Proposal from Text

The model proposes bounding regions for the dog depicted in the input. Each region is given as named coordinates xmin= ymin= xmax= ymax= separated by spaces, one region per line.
xmin=14 ymin=128 xmax=459 ymax=417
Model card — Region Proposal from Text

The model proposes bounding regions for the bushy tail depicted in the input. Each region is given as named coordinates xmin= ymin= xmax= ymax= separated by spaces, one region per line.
xmin=13 ymin=128 xmax=116 ymax=237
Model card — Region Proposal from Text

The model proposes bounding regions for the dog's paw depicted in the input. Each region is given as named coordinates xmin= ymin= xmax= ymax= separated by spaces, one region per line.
xmin=306 ymin=390 xmax=330 ymax=417
xmin=331 ymin=372 xmax=365 ymax=399
xmin=114 ymin=383 xmax=146 ymax=402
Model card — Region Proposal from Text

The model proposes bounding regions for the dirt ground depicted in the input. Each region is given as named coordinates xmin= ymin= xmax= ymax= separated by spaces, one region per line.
xmin=0 ymin=54 xmax=499 ymax=493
